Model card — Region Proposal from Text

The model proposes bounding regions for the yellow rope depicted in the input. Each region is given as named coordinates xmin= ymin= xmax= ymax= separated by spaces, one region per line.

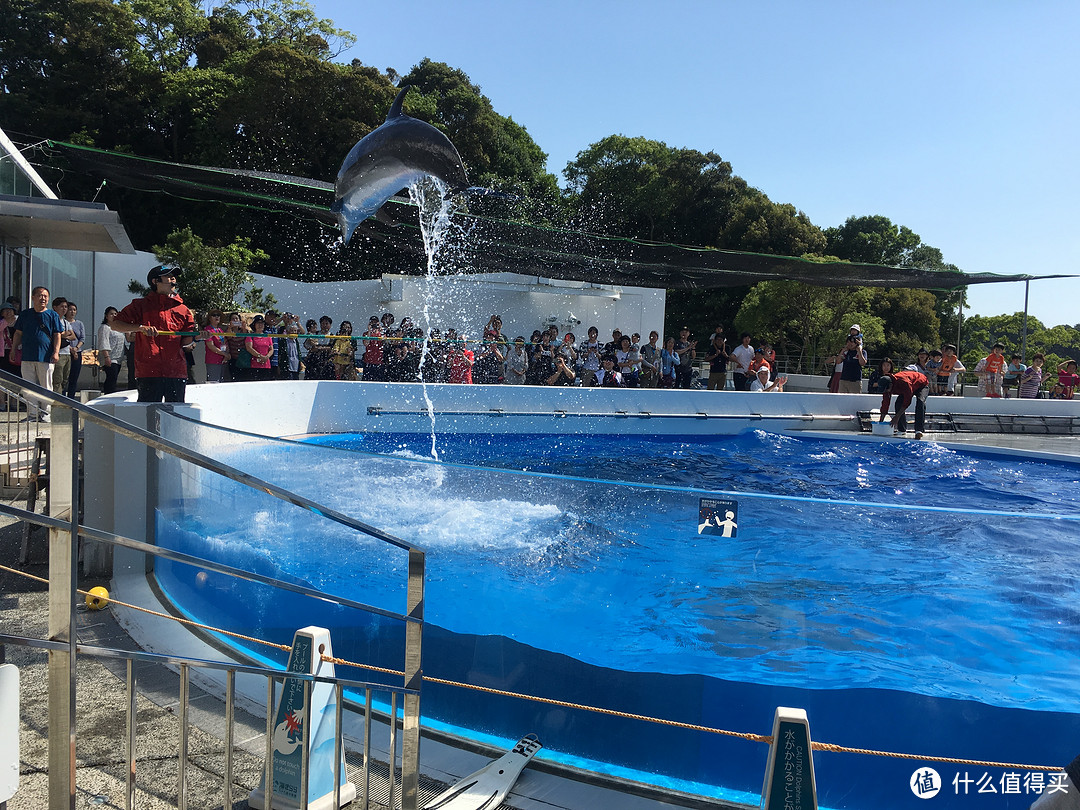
xmin=0 ymin=562 xmax=1064 ymax=772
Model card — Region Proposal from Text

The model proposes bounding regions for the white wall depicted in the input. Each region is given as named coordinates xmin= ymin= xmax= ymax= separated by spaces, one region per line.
xmin=91 ymin=249 xmax=666 ymax=347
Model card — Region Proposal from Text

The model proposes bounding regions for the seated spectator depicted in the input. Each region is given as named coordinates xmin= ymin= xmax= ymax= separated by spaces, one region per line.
xmin=546 ymin=352 xmax=576 ymax=385
xmin=616 ymin=334 xmax=640 ymax=387
xmin=938 ymin=344 xmax=964 ymax=395
xmin=595 ymin=354 xmax=623 ymax=387
xmin=1058 ymin=359 xmax=1078 ymax=399
xmin=868 ymin=357 xmax=894 ymax=393
xmin=1003 ymin=354 xmax=1026 ymax=398
xmin=386 ymin=340 xmax=418 ymax=382
xmin=1019 ymin=353 xmax=1045 ymax=398
xmin=750 ymin=366 xmax=787 ymax=392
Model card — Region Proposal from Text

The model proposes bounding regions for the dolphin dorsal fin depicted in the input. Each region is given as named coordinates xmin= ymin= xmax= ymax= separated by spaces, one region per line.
xmin=386 ymin=86 xmax=411 ymax=121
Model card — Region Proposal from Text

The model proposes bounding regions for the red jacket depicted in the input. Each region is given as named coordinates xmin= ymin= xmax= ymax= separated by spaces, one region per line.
xmin=881 ymin=370 xmax=928 ymax=414
xmin=117 ymin=293 xmax=195 ymax=379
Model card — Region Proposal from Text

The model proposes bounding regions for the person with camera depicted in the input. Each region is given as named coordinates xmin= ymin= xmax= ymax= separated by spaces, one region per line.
xmin=836 ymin=334 xmax=868 ymax=394
xmin=546 ymin=351 xmax=577 ymax=386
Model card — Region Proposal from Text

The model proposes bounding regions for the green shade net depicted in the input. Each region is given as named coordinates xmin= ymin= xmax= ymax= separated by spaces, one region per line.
xmin=44 ymin=140 xmax=1072 ymax=291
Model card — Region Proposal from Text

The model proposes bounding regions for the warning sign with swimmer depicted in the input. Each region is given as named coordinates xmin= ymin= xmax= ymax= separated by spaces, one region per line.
xmin=698 ymin=498 xmax=738 ymax=538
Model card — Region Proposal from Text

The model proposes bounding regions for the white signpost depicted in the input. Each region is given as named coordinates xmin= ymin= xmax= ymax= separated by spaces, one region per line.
xmin=249 ymin=627 xmax=356 ymax=810
xmin=0 ymin=664 xmax=19 ymax=805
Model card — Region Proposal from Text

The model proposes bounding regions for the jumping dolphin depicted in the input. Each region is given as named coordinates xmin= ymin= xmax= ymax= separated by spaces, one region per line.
xmin=332 ymin=85 xmax=468 ymax=243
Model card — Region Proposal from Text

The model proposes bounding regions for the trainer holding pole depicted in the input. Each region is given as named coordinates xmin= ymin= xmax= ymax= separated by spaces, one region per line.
xmin=111 ymin=265 xmax=197 ymax=403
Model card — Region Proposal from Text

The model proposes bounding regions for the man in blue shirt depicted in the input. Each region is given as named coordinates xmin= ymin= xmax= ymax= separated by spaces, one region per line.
xmin=9 ymin=285 xmax=63 ymax=421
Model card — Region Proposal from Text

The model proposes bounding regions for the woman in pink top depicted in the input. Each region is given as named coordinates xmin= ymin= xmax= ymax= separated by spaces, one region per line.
xmin=245 ymin=315 xmax=274 ymax=381
xmin=202 ymin=310 xmax=228 ymax=383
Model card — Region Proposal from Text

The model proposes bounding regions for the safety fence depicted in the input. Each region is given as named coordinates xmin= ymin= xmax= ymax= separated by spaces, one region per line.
xmin=0 ymin=369 xmax=426 ymax=810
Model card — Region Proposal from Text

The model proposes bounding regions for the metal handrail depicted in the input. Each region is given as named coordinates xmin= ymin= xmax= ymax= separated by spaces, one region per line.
xmin=0 ymin=369 xmax=427 ymax=810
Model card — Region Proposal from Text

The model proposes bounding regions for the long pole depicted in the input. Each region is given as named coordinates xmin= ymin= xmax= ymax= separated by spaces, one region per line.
xmin=1021 ymin=279 xmax=1030 ymax=362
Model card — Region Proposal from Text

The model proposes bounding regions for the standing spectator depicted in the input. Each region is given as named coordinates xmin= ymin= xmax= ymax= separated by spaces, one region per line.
xmin=51 ymin=297 xmax=72 ymax=394
xmin=924 ymin=350 xmax=944 ymax=394
xmin=280 ymin=323 xmax=302 ymax=380
xmin=447 ymin=333 xmax=474 ymax=383
xmin=225 ymin=312 xmax=249 ymax=381
xmin=639 ymin=331 xmax=660 ymax=388
xmin=975 ymin=342 xmax=1008 ymax=398
xmin=245 ymin=315 xmax=275 ymax=381
xmin=330 ymin=321 xmax=358 ymax=381
xmin=97 ymin=306 xmax=128 ymax=394
xmin=759 ymin=342 xmax=777 ymax=380
xmin=660 ymin=336 xmax=678 ymax=388
xmin=474 ymin=327 xmax=506 ymax=385
xmin=64 ymin=302 xmax=85 ymax=398
xmin=705 ymin=334 xmax=730 ymax=390
xmin=1019 ymin=354 xmax=1045 ymax=399
xmin=731 ymin=333 xmax=755 ymax=391
xmin=202 ymin=310 xmax=228 ymax=383
xmin=263 ymin=310 xmax=283 ymax=377
xmin=674 ymin=327 xmax=697 ymax=389
xmin=836 ymin=336 xmax=867 ymax=394
xmin=361 ymin=317 xmax=384 ymax=381
xmin=503 ymin=336 xmax=529 ymax=384
xmin=10 ymin=286 xmax=63 ymax=420
xmin=0 ymin=304 xmax=19 ymax=380
xmin=578 ymin=327 xmax=602 ymax=386
xmin=111 ymin=265 xmax=197 ymax=403
xmin=531 ymin=331 xmax=555 ymax=384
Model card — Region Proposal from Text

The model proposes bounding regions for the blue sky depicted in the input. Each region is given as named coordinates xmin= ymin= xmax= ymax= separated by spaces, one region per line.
xmin=310 ymin=0 xmax=1079 ymax=328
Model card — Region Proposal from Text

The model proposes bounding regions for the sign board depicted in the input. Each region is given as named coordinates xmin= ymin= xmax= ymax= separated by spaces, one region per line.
xmin=249 ymin=627 xmax=356 ymax=810
xmin=699 ymin=498 xmax=739 ymax=537
xmin=0 ymin=664 xmax=19 ymax=803
xmin=761 ymin=706 xmax=818 ymax=810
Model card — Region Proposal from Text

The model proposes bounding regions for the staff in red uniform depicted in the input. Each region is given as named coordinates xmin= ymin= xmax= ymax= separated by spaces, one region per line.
xmin=111 ymin=265 xmax=197 ymax=403
xmin=873 ymin=370 xmax=929 ymax=439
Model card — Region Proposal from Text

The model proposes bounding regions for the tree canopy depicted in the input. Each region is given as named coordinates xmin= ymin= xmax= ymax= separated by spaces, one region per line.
xmin=3 ymin=0 xmax=1068 ymax=360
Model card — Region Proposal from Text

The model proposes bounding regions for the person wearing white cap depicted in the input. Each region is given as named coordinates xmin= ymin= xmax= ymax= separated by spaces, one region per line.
xmin=750 ymin=366 xmax=787 ymax=392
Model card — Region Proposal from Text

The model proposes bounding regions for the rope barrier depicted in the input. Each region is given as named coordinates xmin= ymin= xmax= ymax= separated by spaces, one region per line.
xmin=0 ymin=560 xmax=1065 ymax=773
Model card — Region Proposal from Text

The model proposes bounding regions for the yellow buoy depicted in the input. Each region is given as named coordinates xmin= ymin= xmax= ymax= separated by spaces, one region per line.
xmin=85 ymin=586 xmax=110 ymax=610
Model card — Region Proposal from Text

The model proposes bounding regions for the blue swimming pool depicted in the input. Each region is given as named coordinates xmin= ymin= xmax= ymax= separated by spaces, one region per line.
xmin=154 ymin=428 xmax=1080 ymax=808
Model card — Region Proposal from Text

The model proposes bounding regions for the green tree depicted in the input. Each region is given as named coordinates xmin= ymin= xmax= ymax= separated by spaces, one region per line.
xmin=140 ymin=226 xmax=269 ymax=312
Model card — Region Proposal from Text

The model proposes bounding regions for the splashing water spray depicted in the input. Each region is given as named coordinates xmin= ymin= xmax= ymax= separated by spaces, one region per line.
xmin=410 ymin=177 xmax=457 ymax=460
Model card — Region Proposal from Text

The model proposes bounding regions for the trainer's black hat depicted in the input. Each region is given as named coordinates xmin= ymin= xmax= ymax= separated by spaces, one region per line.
xmin=147 ymin=265 xmax=181 ymax=286
xmin=872 ymin=375 xmax=893 ymax=393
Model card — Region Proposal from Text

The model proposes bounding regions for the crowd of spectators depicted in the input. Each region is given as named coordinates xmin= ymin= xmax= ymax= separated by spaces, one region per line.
xmin=3 ymin=291 xmax=1076 ymax=402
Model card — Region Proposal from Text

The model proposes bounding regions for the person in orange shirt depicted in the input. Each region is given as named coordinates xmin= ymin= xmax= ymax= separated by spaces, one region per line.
xmin=976 ymin=342 xmax=1008 ymax=398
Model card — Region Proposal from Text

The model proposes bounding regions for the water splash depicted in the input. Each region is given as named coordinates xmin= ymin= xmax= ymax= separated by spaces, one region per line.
xmin=410 ymin=178 xmax=457 ymax=460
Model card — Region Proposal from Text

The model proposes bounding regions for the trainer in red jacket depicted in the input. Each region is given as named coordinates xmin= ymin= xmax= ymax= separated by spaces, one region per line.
xmin=113 ymin=265 xmax=196 ymax=403
xmin=875 ymin=370 xmax=929 ymax=438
